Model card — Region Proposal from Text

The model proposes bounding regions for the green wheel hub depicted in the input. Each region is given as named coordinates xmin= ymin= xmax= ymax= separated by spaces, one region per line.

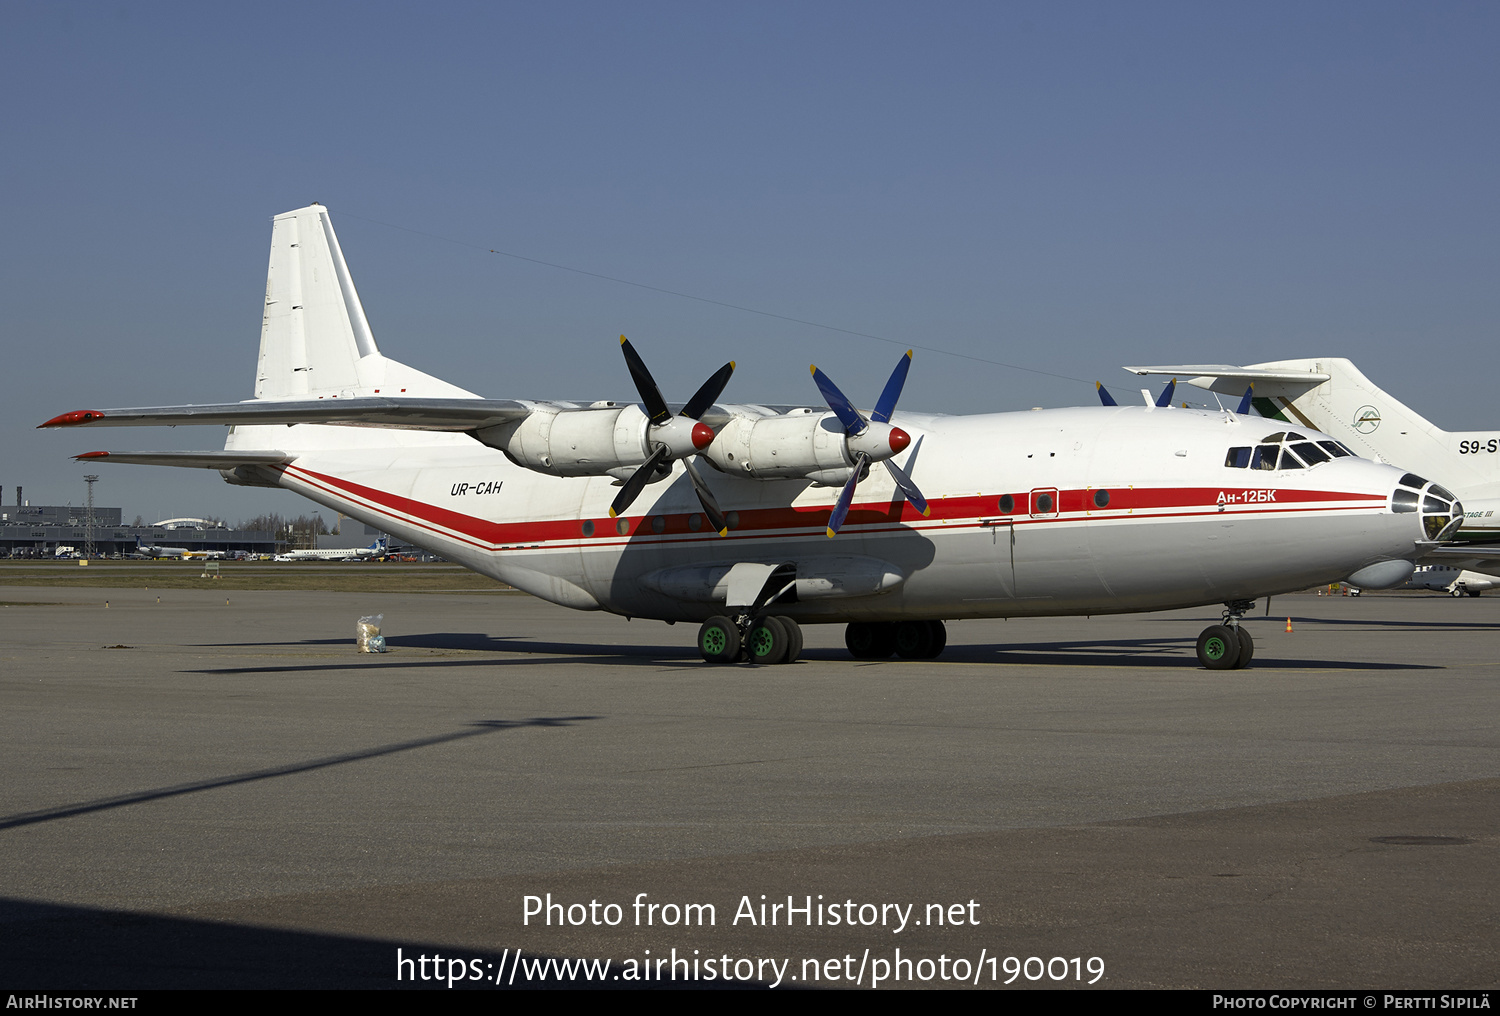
xmin=701 ymin=628 xmax=727 ymax=655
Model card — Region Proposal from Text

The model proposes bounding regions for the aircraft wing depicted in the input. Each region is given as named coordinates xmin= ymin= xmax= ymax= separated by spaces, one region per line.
xmin=1424 ymin=546 xmax=1500 ymax=562
xmin=1121 ymin=364 xmax=1330 ymax=397
xmin=70 ymin=450 xmax=292 ymax=469
xmin=39 ymin=397 xmax=534 ymax=432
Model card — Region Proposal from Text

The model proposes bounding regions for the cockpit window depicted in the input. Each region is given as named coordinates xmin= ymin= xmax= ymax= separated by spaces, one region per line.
xmin=1430 ymin=484 xmax=1457 ymax=502
xmin=1400 ymin=473 xmax=1428 ymax=489
xmin=1392 ymin=489 xmax=1419 ymax=513
xmin=1230 ymin=432 xmax=1353 ymax=470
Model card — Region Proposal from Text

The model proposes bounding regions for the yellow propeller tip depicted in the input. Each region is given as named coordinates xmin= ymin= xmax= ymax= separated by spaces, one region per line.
xmin=809 ymin=364 xmax=818 ymax=375
xmin=826 ymin=528 xmax=837 ymax=539
xmin=619 ymin=335 xmax=627 ymax=344
xmin=729 ymin=361 xmax=736 ymax=369
xmin=920 ymin=507 xmax=932 ymax=517
xmin=716 ymin=527 xmax=729 ymax=537
xmin=607 ymin=509 xmax=618 ymax=518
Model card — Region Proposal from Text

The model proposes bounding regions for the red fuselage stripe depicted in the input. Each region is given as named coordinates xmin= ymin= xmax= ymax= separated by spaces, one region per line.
xmin=284 ymin=465 xmax=1389 ymax=554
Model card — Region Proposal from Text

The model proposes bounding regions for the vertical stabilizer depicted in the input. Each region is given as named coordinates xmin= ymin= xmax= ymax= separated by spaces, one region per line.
xmin=256 ymin=205 xmax=374 ymax=398
xmin=252 ymin=205 xmax=477 ymax=401
xmin=1246 ymin=358 xmax=1499 ymax=496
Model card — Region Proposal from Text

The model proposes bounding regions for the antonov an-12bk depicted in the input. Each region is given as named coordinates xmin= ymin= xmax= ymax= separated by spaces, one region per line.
xmin=41 ymin=205 xmax=1461 ymax=669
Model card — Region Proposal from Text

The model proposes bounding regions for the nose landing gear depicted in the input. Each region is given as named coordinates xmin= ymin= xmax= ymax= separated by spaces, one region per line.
xmin=1197 ymin=600 xmax=1256 ymax=670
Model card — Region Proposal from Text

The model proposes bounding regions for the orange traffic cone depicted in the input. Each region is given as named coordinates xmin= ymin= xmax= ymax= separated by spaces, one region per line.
xmin=1285 ymin=617 xmax=1293 ymax=633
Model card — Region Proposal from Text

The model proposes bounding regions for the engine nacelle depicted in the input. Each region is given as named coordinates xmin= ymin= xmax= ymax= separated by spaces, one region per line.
xmin=476 ymin=405 xmax=653 ymax=477
xmin=700 ymin=410 xmax=856 ymax=484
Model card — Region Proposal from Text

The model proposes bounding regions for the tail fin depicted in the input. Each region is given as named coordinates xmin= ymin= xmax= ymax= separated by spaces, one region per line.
xmin=1222 ymin=358 xmax=1496 ymax=497
xmin=254 ymin=205 xmax=476 ymax=400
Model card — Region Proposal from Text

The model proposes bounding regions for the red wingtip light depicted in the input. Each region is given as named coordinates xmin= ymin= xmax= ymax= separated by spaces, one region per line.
xmin=74 ymin=451 xmax=110 ymax=460
xmin=40 ymin=410 xmax=105 ymax=428
xmin=888 ymin=427 xmax=911 ymax=454
xmin=691 ymin=422 xmax=715 ymax=450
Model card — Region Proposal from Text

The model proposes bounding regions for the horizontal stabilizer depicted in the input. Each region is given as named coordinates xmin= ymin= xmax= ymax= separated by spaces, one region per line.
xmin=1123 ymin=364 xmax=1330 ymax=397
xmin=72 ymin=450 xmax=290 ymax=469
xmin=41 ymin=397 xmax=532 ymax=432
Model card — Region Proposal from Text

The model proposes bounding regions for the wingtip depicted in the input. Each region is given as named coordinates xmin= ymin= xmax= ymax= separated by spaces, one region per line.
xmin=74 ymin=451 xmax=109 ymax=460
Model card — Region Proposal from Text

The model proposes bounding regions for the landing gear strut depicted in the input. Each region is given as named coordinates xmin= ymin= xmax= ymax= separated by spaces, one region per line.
xmin=1197 ymin=600 xmax=1255 ymax=670
xmin=845 ymin=620 xmax=947 ymax=660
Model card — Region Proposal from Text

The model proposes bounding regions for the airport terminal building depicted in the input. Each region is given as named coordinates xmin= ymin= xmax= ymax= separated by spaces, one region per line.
xmin=0 ymin=504 xmax=278 ymax=558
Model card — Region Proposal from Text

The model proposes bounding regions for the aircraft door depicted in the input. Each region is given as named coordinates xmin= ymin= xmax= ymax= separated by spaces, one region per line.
xmin=978 ymin=517 xmax=1016 ymax=597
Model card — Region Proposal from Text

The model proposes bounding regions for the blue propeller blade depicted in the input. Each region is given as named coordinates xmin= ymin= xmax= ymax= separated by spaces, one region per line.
xmin=810 ymin=366 xmax=867 ymax=435
xmin=826 ymin=453 xmax=868 ymax=537
xmin=1096 ymin=382 xmax=1118 ymax=407
xmin=1236 ymin=384 xmax=1254 ymax=415
xmin=883 ymin=458 xmax=929 ymax=517
xmin=871 ymin=350 xmax=912 ymax=424
xmin=1154 ymin=378 xmax=1177 ymax=408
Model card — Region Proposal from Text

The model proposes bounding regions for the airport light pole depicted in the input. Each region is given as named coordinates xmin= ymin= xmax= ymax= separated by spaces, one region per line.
xmin=83 ymin=475 xmax=98 ymax=559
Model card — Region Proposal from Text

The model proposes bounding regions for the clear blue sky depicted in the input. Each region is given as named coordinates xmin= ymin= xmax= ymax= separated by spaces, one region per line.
xmin=3 ymin=1 xmax=1497 ymax=523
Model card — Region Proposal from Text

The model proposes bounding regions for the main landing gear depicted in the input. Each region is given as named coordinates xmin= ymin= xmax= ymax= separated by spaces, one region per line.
xmin=845 ymin=620 xmax=947 ymax=660
xmin=698 ymin=614 xmax=804 ymax=665
xmin=1196 ymin=600 xmax=1255 ymax=670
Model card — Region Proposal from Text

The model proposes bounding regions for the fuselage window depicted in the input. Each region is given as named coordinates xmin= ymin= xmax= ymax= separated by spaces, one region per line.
xmin=1225 ymin=447 xmax=1252 ymax=468
xmin=1291 ymin=442 xmax=1329 ymax=465
xmin=1034 ymin=493 xmax=1054 ymax=513
xmin=998 ymin=494 xmax=1015 ymax=514
xmin=1093 ymin=489 xmax=1110 ymax=508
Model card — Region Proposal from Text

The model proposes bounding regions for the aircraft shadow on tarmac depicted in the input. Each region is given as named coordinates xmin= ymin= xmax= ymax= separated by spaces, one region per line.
xmin=182 ymin=630 xmax=1436 ymax=674
xmin=0 ymin=717 xmax=598 ymax=833
xmin=0 ymin=897 xmax=735 ymax=990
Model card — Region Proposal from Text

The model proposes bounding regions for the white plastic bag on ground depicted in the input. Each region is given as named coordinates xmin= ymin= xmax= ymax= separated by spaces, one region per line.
xmin=356 ymin=614 xmax=387 ymax=652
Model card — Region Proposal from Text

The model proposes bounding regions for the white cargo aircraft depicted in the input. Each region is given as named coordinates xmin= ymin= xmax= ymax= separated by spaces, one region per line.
xmin=1123 ymin=358 xmax=1500 ymax=580
xmin=40 ymin=206 xmax=1463 ymax=670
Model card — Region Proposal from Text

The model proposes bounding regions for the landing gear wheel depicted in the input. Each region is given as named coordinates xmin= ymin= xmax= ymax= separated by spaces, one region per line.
xmin=1196 ymin=624 xmax=1242 ymax=670
xmin=895 ymin=620 xmax=934 ymax=659
xmin=924 ymin=620 xmax=947 ymax=659
xmin=698 ymin=615 xmax=741 ymax=665
xmin=1451 ymin=587 xmax=1465 ymax=598
xmin=747 ymin=616 xmax=791 ymax=665
xmin=773 ymin=616 xmax=803 ymax=663
xmin=845 ymin=622 xmax=895 ymax=659
xmin=1469 ymin=589 xmax=1482 ymax=598
xmin=1234 ymin=626 xmax=1253 ymax=668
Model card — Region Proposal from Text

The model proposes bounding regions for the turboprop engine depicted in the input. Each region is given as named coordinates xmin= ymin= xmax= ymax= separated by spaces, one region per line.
xmin=479 ymin=337 xmax=736 ymax=533
xmin=700 ymin=408 xmax=910 ymax=487
xmin=477 ymin=403 xmax=711 ymax=480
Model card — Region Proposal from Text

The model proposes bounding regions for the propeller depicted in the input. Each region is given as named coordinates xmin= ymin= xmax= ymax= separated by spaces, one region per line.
xmin=1096 ymin=382 xmax=1119 ymax=407
xmin=1154 ymin=378 xmax=1177 ymax=408
xmin=809 ymin=350 xmax=930 ymax=538
xmin=610 ymin=336 xmax=734 ymax=534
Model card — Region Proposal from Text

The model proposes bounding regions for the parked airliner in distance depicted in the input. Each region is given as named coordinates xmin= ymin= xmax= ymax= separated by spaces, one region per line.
xmin=40 ymin=206 xmax=1463 ymax=670
xmin=281 ymin=536 xmax=388 ymax=561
